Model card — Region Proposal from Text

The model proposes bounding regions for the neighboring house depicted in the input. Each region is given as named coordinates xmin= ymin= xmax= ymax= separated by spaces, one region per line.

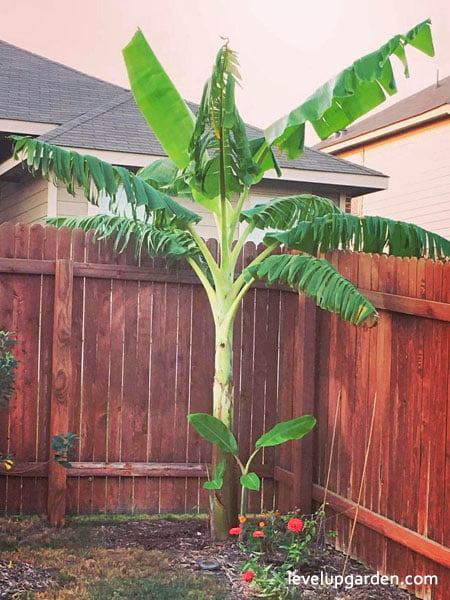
xmin=0 ymin=40 xmax=388 ymax=240
xmin=315 ymin=76 xmax=450 ymax=240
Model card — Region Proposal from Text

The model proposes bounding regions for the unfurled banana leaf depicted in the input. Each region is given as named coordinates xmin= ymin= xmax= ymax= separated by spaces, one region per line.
xmin=123 ymin=29 xmax=196 ymax=169
xmin=11 ymin=137 xmax=200 ymax=227
xmin=240 ymin=194 xmax=342 ymax=230
xmin=46 ymin=214 xmax=201 ymax=262
xmin=245 ymin=254 xmax=378 ymax=326
xmin=265 ymin=20 xmax=434 ymax=159
xmin=263 ymin=213 xmax=450 ymax=259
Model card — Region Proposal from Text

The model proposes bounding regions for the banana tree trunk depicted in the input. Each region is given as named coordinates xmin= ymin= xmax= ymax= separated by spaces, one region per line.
xmin=209 ymin=321 xmax=239 ymax=540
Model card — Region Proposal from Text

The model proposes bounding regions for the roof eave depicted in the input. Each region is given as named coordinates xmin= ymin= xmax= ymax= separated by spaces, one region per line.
xmin=263 ymin=166 xmax=388 ymax=197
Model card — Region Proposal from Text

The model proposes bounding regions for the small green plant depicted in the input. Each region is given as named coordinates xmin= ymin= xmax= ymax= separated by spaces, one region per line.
xmin=0 ymin=331 xmax=18 ymax=408
xmin=0 ymin=331 xmax=18 ymax=470
xmin=51 ymin=433 xmax=79 ymax=468
xmin=188 ymin=412 xmax=316 ymax=518
xmin=236 ymin=510 xmax=324 ymax=598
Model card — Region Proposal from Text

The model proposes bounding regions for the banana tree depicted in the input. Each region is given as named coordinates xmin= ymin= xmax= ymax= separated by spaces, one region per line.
xmin=12 ymin=19 xmax=449 ymax=539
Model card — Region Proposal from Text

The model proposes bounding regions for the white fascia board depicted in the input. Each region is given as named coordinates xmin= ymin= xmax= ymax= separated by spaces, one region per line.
xmin=61 ymin=146 xmax=154 ymax=167
xmin=0 ymin=119 xmax=56 ymax=135
xmin=0 ymin=143 xmax=387 ymax=193
xmin=262 ymin=166 xmax=388 ymax=191
xmin=0 ymin=156 xmax=21 ymax=176
xmin=318 ymin=105 xmax=450 ymax=154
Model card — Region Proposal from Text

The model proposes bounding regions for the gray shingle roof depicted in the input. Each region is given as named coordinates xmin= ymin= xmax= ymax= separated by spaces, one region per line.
xmin=40 ymin=92 xmax=384 ymax=178
xmin=1 ymin=38 xmax=385 ymax=180
xmin=316 ymin=75 xmax=450 ymax=150
xmin=0 ymin=39 xmax=125 ymax=124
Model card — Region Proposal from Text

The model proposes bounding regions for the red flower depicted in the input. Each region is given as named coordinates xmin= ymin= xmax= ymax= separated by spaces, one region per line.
xmin=242 ymin=570 xmax=255 ymax=582
xmin=287 ymin=517 xmax=304 ymax=532
xmin=229 ymin=526 xmax=242 ymax=535
xmin=252 ymin=530 xmax=264 ymax=537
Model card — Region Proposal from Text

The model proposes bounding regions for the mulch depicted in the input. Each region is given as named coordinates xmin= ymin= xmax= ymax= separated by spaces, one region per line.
xmin=0 ymin=559 xmax=53 ymax=599
xmin=0 ymin=517 xmax=419 ymax=599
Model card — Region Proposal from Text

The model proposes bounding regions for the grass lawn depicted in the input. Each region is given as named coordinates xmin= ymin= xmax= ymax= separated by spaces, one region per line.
xmin=0 ymin=514 xmax=230 ymax=599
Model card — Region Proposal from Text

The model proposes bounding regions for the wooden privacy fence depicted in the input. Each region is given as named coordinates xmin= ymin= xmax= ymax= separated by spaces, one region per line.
xmin=0 ymin=223 xmax=449 ymax=599
xmin=0 ymin=222 xmax=314 ymax=523
xmin=313 ymin=251 xmax=450 ymax=600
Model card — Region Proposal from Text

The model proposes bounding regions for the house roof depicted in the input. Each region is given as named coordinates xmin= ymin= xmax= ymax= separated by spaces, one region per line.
xmin=1 ymin=38 xmax=385 ymax=183
xmin=39 ymin=91 xmax=384 ymax=179
xmin=0 ymin=40 xmax=126 ymax=124
xmin=315 ymin=75 xmax=450 ymax=151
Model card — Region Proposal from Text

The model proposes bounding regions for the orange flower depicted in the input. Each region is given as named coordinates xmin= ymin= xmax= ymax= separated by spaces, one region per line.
xmin=252 ymin=530 xmax=264 ymax=538
xmin=274 ymin=510 xmax=281 ymax=516
xmin=259 ymin=521 xmax=266 ymax=528
xmin=238 ymin=515 xmax=247 ymax=524
xmin=229 ymin=527 xmax=242 ymax=535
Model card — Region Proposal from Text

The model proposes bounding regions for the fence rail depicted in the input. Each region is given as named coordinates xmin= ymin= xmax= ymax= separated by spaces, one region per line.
xmin=0 ymin=223 xmax=449 ymax=599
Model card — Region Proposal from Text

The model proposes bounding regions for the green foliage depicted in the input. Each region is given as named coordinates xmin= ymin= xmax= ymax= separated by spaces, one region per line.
xmin=0 ymin=331 xmax=18 ymax=408
xmin=264 ymin=213 xmax=450 ymax=259
xmin=188 ymin=413 xmax=238 ymax=455
xmin=238 ymin=510 xmax=324 ymax=598
xmin=11 ymin=136 xmax=200 ymax=227
xmin=240 ymin=472 xmax=261 ymax=491
xmin=188 ymin=412 xmax=316 ymax=510
xmin=47 ymin=214 xmax=202 ymax=263
xmin=240 ymin=194 xmax=342 ymax=230
xmin=255 ymin=415 xmax=317 ymax=448
xmin=246 ymin=254 xmax=378 ymax=326
xmin=186 ymin=43 xmax=261 ymax=201
xmin=204 ymin=459 xmax=226 ymax=490
xmin=123 ymin=29 xmax=196 ymax=170
xmin=264 ymin=19 xmax=434 ymax=158
xmin=51 ymin=433 xmax=79 ymax=469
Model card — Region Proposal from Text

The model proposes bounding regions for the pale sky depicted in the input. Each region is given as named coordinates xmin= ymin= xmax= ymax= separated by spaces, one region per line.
xmin=1 ymin=0 xmax=449 ymax=142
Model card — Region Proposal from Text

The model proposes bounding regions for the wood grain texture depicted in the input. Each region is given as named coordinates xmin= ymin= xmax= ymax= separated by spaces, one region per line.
xmin=47 ymin=258 xmax=73 ymax=526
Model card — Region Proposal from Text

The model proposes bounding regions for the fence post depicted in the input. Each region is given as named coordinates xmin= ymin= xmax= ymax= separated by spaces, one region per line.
xmin=291 ymin=295 xmax=317 ymax=514
xmin=48 ymin=259 xmax=73 ymax=526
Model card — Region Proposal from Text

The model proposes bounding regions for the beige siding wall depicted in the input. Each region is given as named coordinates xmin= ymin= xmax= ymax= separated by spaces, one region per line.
xmin=57 ymin=187 xmax=90 ymax=217
xmin=0 ymin=176 xmax=48 ymax=224
xmin=339 ymin=119 xmax=450 ymax=239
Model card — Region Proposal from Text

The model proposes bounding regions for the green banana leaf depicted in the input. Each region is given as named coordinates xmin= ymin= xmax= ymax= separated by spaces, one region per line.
xmin=123 ymin=29 xmax=195 ymax=169
xmin=264 ymin=20 xmax=434 ymax=159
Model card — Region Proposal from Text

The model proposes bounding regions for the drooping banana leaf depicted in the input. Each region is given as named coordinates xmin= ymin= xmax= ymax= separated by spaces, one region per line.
xmin=245 ymin=253 xmax=378 ymax=326
xmin=263 ymin=213 xmax=450 ymax=259
xmin=46 ymin=214 xmax=201 ymax=262
xmin=265 ymin=20 xmax=434 ymax=159
xmin=11 ymin=137 xmax=200 ymax=227
xmin=123 ymin=29 xmax=195 ymax=169
xmin=240 ymin=194 xmax=342 ymax=230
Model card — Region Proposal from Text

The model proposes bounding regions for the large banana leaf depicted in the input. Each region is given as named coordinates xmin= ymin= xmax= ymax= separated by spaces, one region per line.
xmin=47 ymin=214 xmax=201 ymax=262
xmin=265 ymin=20 xmax=434 ymax=159
xmin=245 ymin=254 xmax=378 ymax=326
xmin=240 ymin=194 xmax=342 ymax=230
xmin=263 ymin=214 xmax=450 ymax=259
xmin=12 ymin=137 xmax=200 ymax=227
xmin=123 ymin=29 xmax=195 ymax=169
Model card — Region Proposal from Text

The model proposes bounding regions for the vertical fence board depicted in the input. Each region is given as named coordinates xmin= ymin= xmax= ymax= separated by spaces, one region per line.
xmin=47 ymin=258 xmax=73 ymax=526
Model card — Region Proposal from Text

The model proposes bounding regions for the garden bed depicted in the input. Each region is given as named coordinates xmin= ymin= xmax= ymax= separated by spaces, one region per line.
xmin=0 ymin=515 xmax=417 ymax=599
